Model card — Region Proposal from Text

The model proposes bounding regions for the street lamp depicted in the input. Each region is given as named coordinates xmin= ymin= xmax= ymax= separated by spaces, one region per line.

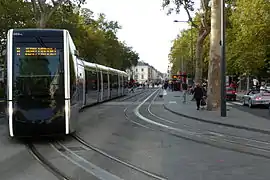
xmin=173 ymin=20 xmax=195 ymax=77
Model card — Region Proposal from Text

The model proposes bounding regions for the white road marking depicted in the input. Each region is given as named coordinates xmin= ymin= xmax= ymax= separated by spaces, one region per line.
xmin=147 ymin=90 xmax=176 ymax=124
xmin=134 ymin=90 xmax=197 ymax=136
xmin=227 ymin=101 xmax=242 ymax=106
xmin=207 ymin=131 xmax=225 ymax=137
xmin=168 ymin=101 xmax=177 ymax=104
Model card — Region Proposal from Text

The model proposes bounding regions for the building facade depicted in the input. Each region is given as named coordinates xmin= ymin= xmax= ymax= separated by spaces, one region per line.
xmin=126 ymin=61 xmax=163 ymax=84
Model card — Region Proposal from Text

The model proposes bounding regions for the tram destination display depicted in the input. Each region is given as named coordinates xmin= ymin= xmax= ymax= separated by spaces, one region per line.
xmin=16 ymin=47 xmax=57 ymax=56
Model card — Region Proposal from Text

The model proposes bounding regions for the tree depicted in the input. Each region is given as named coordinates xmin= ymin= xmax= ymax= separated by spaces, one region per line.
xmin=0 ymin=0 xmax=34 ymax=63
xmin=169 ymin=29 xmax=197 ymax=75
xmin=77 ymin=9 xmax=139 ymax=70
xmin=30 ymin=0 xmax=85 ymax=28
xmin=227 ymin=0 xmax=270 ymax=76
xmin=194 ymin=1 xmax=211 ymax=83
xmin=1 ymin=1 xmax=140 ymax=71
xmin=162 ymin=0 xmax=211 ymax=84
xmin=206 ymin=0 xmax=221 ymax=110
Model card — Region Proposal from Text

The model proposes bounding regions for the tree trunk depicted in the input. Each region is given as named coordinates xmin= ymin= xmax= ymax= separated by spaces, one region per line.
xmin=206 ymin=0 xmax=221 ymax=111
xmin=37 ymin=13 xmax=46 ymax=28
xmin=194 ymin=25 xmax=210 ymax=84
xmin=31 ymin=0 xmax=63 ymax=28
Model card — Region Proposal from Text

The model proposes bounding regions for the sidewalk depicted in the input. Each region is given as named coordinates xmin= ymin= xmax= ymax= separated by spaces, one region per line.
xmin=163 ymin=91 xmax=270 ymax=134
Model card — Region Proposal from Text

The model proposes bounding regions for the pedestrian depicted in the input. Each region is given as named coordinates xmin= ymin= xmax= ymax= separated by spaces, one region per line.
xmin=193 ymin=83 xmax=204 ymax=110
xmin=182 ymin=82 xmax=188 ymax=103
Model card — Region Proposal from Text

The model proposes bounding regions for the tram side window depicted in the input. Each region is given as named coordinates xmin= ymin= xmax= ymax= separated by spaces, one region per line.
xmin=97 ymin=70 xmax=101 ymax=91
xmin=86 ymin=69 xmax=97 ymax=92
xmin=103 ymin=72 xmax=108 ymax=89
xmin=85 ymin=70 xmax=88 ymax=94
xmin=69 ymin=52 xmax=76 ymax=97
xmin=114 ymin=74 xmax=118 ymax=89
xmin=109 ymin=73 xmax=113 ymax=90
xmin=120 ymin=75 xmax=122 ymax=88
xmin=124 ymin=76 xmax=128 ymax=88
xmin=91 ymin=70 xmax=97 ymax=91
xmin=121 ymin=76 xmax=124 ymax=88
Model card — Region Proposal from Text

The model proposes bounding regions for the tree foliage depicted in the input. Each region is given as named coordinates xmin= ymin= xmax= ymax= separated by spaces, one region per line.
xmin=163 ymin=0 xmax=211 ymax=83
xmin=30 ymin=0 xmax=86 ymax=28
xmin=169 ymin=0 xmax=270 ymax=78
xmin=169 ymin=28 xmax=197 ymax=75
xmin=0 ymin=0 xmax=139 ymax=70
xmin=0 ymin=0 xmax=34 ymax=63
xmin=162 ymin=0 xmax=195 ymax=23
xmin=168 ymin=12 xmax=211 ymax=79
xmin=227 ymin=0 xmax=270 ymax=76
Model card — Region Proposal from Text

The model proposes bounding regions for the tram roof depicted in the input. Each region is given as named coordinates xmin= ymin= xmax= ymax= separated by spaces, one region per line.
xmin=82 ymin=60 xmax=127 ymax=75
xmin=12 ymin=28 xmax=65 ymax=32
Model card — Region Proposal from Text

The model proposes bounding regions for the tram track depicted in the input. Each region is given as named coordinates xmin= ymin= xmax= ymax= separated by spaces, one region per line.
xmin=26 ymin=89 xmax=161 ymax=180
xmin=125 ymin=88 xmax=270 ymax=160
xmin=50 ymin=89 xmax=166 ymax=180
xmin=27 ymin=88 xmax=270 ymax=180
xmin=67 ymin=134 xmax=167 ymax=180
xmin=66 ymin=89 xmax=167 ymax=180
xmin=26 ymin=143 xmax=73 ymax=180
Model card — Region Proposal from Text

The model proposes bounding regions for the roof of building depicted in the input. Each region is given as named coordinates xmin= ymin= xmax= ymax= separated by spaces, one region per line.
xmin=128 ymin=61 xmax=162 ymax=75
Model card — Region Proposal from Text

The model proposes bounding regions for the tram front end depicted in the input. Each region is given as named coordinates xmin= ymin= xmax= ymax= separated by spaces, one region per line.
xmin=6 ymin=29 xmax=67 ymax=137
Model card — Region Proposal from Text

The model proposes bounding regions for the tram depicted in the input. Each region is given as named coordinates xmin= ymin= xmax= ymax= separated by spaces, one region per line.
xmin=5 ymin=29 xmax=129 ymax=137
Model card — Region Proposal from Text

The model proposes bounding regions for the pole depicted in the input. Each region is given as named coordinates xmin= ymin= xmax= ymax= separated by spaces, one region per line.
xmin=190 ymin=24 xmax=194 ymax=77
xmin=181 ymin=56 xmax=184 ymax=73
xmin=247 ymin=75 xmax=250 ymax=92
xmin=220 ymin=0 xmax=226 ymax=117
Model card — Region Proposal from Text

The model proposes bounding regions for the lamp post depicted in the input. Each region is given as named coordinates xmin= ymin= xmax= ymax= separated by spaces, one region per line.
xmin=220 ymin=0 xmax=226 ymax=117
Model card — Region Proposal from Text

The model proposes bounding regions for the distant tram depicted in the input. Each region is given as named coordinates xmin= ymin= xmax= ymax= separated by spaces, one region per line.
xmin=6 ymin=29 xmax=129 ymax=137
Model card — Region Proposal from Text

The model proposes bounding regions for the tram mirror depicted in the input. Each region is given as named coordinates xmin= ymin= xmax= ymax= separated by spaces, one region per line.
xmin=74 ymin=50 xmax=79 ymax=57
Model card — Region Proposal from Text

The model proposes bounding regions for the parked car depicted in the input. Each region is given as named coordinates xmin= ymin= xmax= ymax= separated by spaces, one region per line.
xmin=242 ymin=89 xmax=270 ymax=108
xmin=226 ymin=87 xmax=236 ymax=101
xmin=265 ymin=83 xmax=270 ymax=91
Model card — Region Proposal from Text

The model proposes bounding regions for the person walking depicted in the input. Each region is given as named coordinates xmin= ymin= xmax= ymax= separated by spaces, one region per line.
xmin=193 ymin=83 xmax=204 ymax=110
xmin=182 ymin=82 xmax=188 ymax=103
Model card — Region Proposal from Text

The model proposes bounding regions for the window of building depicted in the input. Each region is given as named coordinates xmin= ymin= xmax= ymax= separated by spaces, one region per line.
xmin=141 ymin=68 xmax=144 ymax=71
xmin=141 ymin=74 xmax=144 ymax=79
xmin=136 ymin=69 xmax=138 ymax=72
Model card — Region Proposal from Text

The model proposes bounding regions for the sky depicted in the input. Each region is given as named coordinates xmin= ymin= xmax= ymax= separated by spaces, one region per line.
xmin=84 ymin=0 xmax=200 ymax=73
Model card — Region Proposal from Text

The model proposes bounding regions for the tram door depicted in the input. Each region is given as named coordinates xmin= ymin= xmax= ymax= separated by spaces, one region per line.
xmin=102 ymin=71 xmax=109 ymax=100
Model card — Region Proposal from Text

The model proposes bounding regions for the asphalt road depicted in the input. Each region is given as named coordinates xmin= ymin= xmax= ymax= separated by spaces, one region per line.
xmin=1 ymin=89 xmax=270 ymax=180
xmin=76 ymin=89 xmax=270 ymax=180
xmin=230 ymin=103 xmax=270 ymax=119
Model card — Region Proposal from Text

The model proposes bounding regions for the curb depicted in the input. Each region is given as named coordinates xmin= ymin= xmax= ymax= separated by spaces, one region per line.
xmin=163 ymin=103 xmax=270 ymax=135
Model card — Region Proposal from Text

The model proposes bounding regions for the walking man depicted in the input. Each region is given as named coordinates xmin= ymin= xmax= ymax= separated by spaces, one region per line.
xmin=193 ymin=83 xmax=204 ymax=110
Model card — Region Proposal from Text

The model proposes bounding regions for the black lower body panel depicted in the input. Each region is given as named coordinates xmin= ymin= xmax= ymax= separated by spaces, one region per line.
xmin=13 ymin=116 xmax=65 ymax=137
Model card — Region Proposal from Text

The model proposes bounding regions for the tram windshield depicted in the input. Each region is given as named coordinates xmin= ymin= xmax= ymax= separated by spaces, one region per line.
xmin=12 ymin=35 xmax=64 ymax=100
